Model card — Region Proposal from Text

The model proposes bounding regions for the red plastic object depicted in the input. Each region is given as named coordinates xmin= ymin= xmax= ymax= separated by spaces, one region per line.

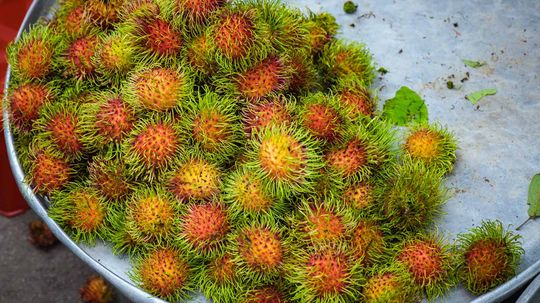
xmin=0 ymin=0 xmax=34 ymax=217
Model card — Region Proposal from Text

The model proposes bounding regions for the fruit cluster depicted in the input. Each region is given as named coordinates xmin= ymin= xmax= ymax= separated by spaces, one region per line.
xmin=5 ymin=0 xmax=523 ymax=302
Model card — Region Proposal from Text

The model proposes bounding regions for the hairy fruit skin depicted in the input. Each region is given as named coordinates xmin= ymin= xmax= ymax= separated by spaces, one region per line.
xmin=133 ymin=247 xmax=193 ymax=301
xmin=8 ymin=83 xmax=55 ymax=133
xmin=180 ymin=202 xmax=230 ymax=255
xmin=243 ymin=285 xmax=287 ymax=303
xmin=29 ymin=150 xmax=71 ymax=195
xmin=242 ymin=96 xmax=294 ymax=137
xmin=235 ymin=56 xmax=291 ymax=101
xmin=28 ymin=219 xmax=58 ymax=249
xmin=80 ymin=276 xmax=115 ymax=303
xmin=350 ymin=220 xmax=386 ymax=266
xmin=63 ymin=35 xmax=100 ymax=79
xmin=88 ymin=155 xmax=132 ymax=201
xmin=362 ymin=265 xmax=418 ymax=303
xmin=196 ymin=252 xmax=241 ymax=303
xmin=456 ymin=220 xmax=524 ymax=295
xmin=167 ymin=157 xmax=222 ymax=202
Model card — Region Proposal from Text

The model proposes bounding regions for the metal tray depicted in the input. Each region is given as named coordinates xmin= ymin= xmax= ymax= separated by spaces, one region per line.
xmin=4 ymin=0 xmax=540 ymax=302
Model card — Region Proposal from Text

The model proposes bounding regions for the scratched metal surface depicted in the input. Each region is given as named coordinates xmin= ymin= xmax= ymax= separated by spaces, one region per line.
xmin=4 ymin=0 xmax=540 ymax=302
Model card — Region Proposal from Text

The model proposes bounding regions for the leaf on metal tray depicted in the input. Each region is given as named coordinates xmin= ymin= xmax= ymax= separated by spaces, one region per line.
xmin=466 ymin=88 xmax=497 ymax=105
xmin=462 ymin=59 xmax=486 ymax=68
xmin=382 ymin=86 xmax=428 ymax=126
xmin=516 ymin=174 xmax=540 ymax=230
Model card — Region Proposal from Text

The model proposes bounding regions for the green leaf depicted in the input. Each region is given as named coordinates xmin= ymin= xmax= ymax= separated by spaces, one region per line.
xmin=462 ymin=59 xmax=486 ymax=68
xmin=528 ymin=174 xmax=540 ymax=217
xmin=466 ymin=88 xmax=497 ymax=105
xmin=382 ymin=86 xmax=428 ymax=126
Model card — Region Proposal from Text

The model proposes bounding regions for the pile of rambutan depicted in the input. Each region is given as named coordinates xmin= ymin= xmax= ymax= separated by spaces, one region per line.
xmin=5 ymin=0 xmax=524 ymax=302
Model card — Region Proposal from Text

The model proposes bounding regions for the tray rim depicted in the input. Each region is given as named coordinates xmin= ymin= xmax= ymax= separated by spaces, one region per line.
xmin=3 ymin=1 xmax=539 ymax=302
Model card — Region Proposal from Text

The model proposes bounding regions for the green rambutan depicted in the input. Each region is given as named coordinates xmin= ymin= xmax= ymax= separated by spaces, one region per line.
xmin=93 ymin=31 xmax=136 ymax=82
xmin=48 ymin=183 xmax=110 ymax=244
xmin=334 ymin=78 xmax=377 ymax=119
xmin=132 ymin=247 xmax=194 ymax=301
xmin=28 ymin=219 xmax=59 ymax=249
xmin=179 ymin=201 xmax=231 ymax=255
xmin=456 ymin=220 xmax=524 ymax=295
xmin=108 ymin=216 xmax=145 ymax=256
xmin=27 ymin=148 xmax=72 ymax=195
xmin=298 ymin=92 xmax=348 ymax=143
xmin=7 ymin=24 xmax=62 ymax=81
xmin=303 ymin=11 xmax=338 ymax=54
xmin=165 ymin=156 xmax=222 ymax=201
xmin=196 ymin=252 xmax=242 ymax=303
xmin=395 ymin=233 xmax=456 ymax=300
xmin=222 ymin=166 xmax=285 ymax=222
xmin=376 ymin=160 xmax=447 ymax=231
xmin=6 ymin=82 xmax=56 ymax=133
xmin=349 ymin=219 xmax=388 ymax=266
xmin=245 ymin=124 xmax=323 ymax=198
xmin=320 ymin=41 xmax=374 ymax=85
xmin=123 ymin=114 xmax=183 ymax=181
xmin=124 ymin=64 xmax=193 ymax=111
xmin=362 ymin=264 xmax=419 ymax=303
xmin=80 ymin=275 xmax=115 ymax=303
xmin=403 ymin=123 xmax=458 ymax=175
xmin=33 ymin=100 xmax=85 ymax=160
xmin=227 ymin=55 xmax=292 ymax=101
xmin=241 ymin=95 xmax=294 ymax=137
xmin=81 ymin=91 xmax=136 ymax=150
xmin=242 ymin=284 xmax=288 ymax=303
xmin=123 ymin=186 xmax=180 ymax=245
xmin=230 ymin=222 xmax=287 ymax=283
xmin=88 ymin=153 xmax=133 ymax=201
xmin=325 ymin=119 xmax=395 ymax=182
xmin=182 ymin=91 xmax=243 ymax=163
xmin=286 ymin=245 xmax=363 ymax=303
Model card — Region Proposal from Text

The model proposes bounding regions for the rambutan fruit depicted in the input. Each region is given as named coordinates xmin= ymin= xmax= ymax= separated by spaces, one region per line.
xmin=88 ymin=153 xmax=133 ymax=201
xmin=27 ymin=148 xmax=72 ymax=195
xmin=178 ymin=201 xmax=231 ymax=255
xmin=245 ymin=124 xmax=323 ymax=198
xmin=349 ymin=219 xmax=388 ymax=266
xmin=186 ymin=34 xmax=216 ymax=76
xmin=226 ymin=55 xmax=292 ymax=101
xmin=376 ymin=160 xmax=447 ymax=231
xmin=84 ymin=0 xmax=124 ymax=29
xmin=123 ymin=114 xmax=183 ymax=181
xmin=53 ymin=1 xmax=95 ymax=38
xmin=207 ymin=5 xmax=267 ymax=63
xmin=286 ymin=245 xmax=363 ymax=303
xmin=33 ymin=100 xmax=85 ymax=160
xmin=7 ymin=24 xmax=61 ymax=81
xmin=80 ymin=275 xmax=115 ymax=303
xmin=60 ymin=34 xmax=101 ymax=80
xmin=118 ymin=0 xmax=161 ymax=22
xmin=93 ymin=31 xmax=136 ymax=82
xmin=80 ymin=91 xmax=136 ymax=150
xmin=456 ymin=220 xmax=524 ymax=295
xmin=341 ymin=181 xmax=376 ymax=212
xmin=124 ymin=64 xmax=193 ymax=111
xmin=108 ymin=216 xmax=145 ymax=256
xmin=403 ymin=123 xmax=457 ymax=175
xmin=196 ymin=252 xmax=242 ymax=303
xmin=132 ymin=247 xmax=194 ymax=301
xmin=321 ymin=41 xmax=374 ymax=85
xmin=241 ymin=95 xmax=294 ymax=137
xmin=303 ymin=11 xmax=339 ymax=54
xmin=182 ymin=91 xmax=243 ymax=163
xmin=230 ymin=222 xmax=287 ymax=283
xmin=362 ymin=264 xmax=419 ymax=303
xmin=166 ymin=156 xmax=222 ymax=202
xmin=223 ymin=166 xmax=285 ymax=222
xmin=28 ymin=219 xmax=58 ymax=249
xmin=297 ymin=92 xmax=348 ymax=143
xmin=242 ymin=284 xmax=288 ymax=303
xmin=325 ymin=119 xmax=395 ymax=182
xmin=290 ymin=199 xmax=353 ymax=246
xmin=288 ymin=51 xmax=320 ymax=94
xmin=48 ymin=183 xmax=109 ymax=244
xmin=176 ymin=0 xmax=227 ymax=27
xmin=123 ymin=186 xmax=180 ymax=245
xmin=394 ymin=233 xmax=456 ymax=300
xmin=6 ymin=82 xmax=56 ymax=133
xmin=334 ymin=78 xmax=377 ymax=119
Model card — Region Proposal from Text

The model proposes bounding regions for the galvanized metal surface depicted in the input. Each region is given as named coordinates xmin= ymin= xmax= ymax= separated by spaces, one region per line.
xmin=3 ymin=0 xmax=540 ymax=302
